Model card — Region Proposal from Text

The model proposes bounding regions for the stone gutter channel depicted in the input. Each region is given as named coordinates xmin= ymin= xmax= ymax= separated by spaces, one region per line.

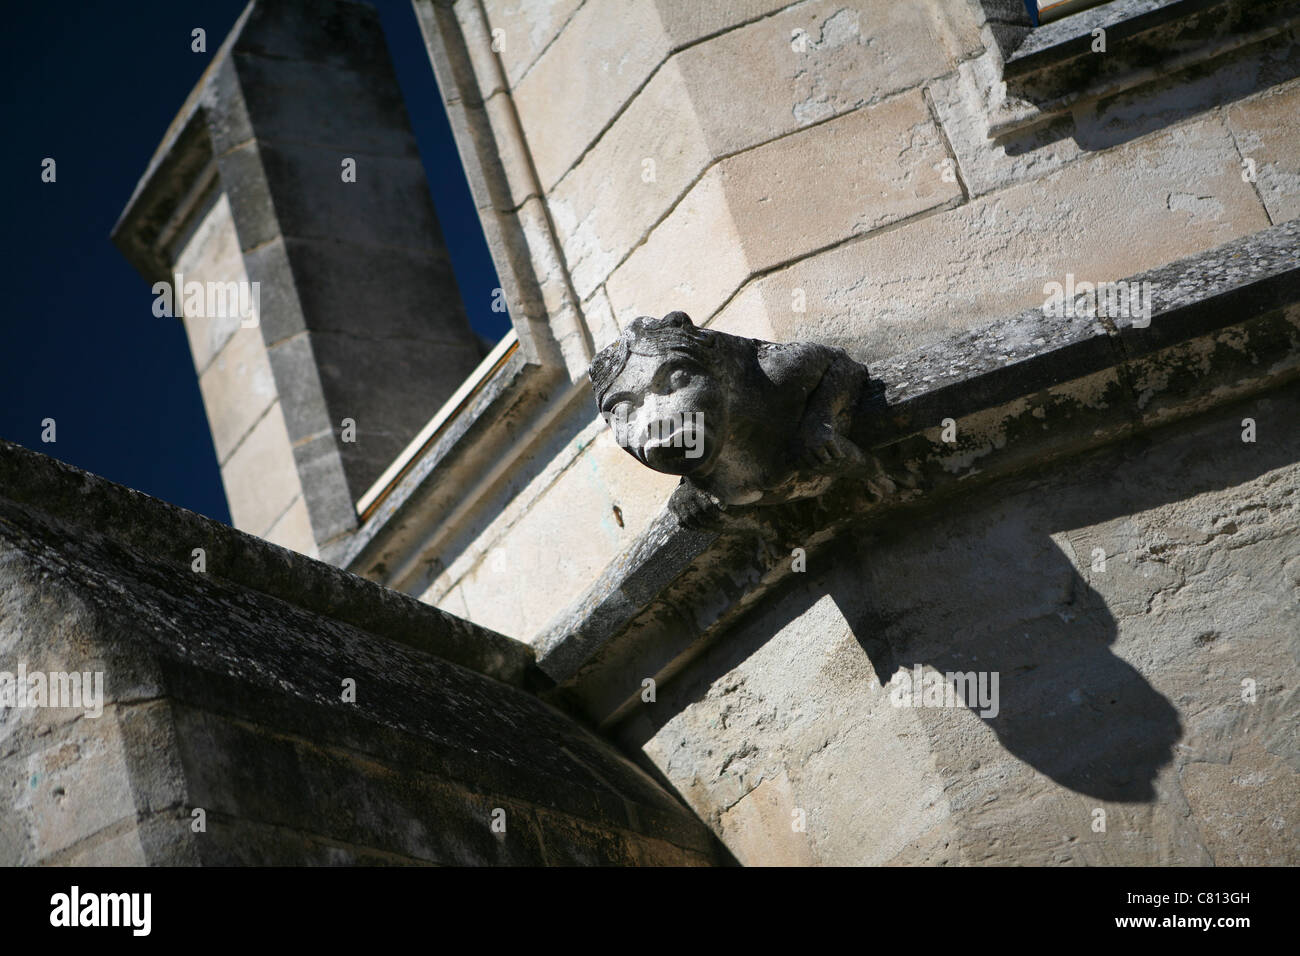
xmin=535 ymin=219 xmax=1300 ymax=729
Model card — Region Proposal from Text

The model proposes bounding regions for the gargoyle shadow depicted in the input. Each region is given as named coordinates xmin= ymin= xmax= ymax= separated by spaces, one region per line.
xmin=832 ymin=515 xmax=1178 ymax=805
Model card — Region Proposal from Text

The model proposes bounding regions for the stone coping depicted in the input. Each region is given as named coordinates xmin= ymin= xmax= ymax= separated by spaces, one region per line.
xmin=0 ymin=438 xmax=537 ymax=688
xmin=535 ymin=219 xmax=1300 ymax=727
xmin=1004 ymin=0 xmax=1217 ymax=77
xmin=983 ymin=0 xmax=1300 ymax=138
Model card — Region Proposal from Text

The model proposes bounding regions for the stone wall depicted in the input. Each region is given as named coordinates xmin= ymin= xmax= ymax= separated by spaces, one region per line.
xmin=98 ymin=0 xmax=1299 ymax=866
xmin=616 ymin=381 xmax=1299 ymax=865
xmin=0 ymin=439 xmax=719 ymax=865
xmin=378 ymin=0 xmax=1300 ymax=646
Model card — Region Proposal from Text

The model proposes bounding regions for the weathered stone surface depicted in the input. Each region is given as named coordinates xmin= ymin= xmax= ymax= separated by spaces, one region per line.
xmin=199 ymin=325 xmax=278 ymax=465
xmin=452 ymin=418 xmax=679 ymax=641
xmin=539 ymin=219 xmax=1300 ymax=709
xmin=263 ymin=494 xmax=317 ymax=558
xmin=717 ymin=112 xmax=1269 ymax=365
xmin=1228 ymin=77 xmax=1300 ymax=225
xmin=230 ymin=49 xmax=421 ymax=158
xmin=516 ymin=220 xmax=1300 ymax=866
xmin=589 ymin=311 xmax=885 ymax=522
xmin=0 ymin=440 xmax=718 ymax=866
xmin=605 ymin=173 xmax=745 ymax=325
xmin=175 ymin=194 xmax=248 ymax=372
xmin=927 ymin=55 xmax=1083 ymax=199
xmin=117 ymin=0 xmax=485 ymax=553
xmin=512 ymin=0 xmax=671 ymax=191
xmin=548 ymin=58 xmax=711 ymax=300
xmin=717 ymin=772 xmax=818 ymax=867
xmin=620 ymin=380 xmax=1299 ymax=864
xmin=604 ymin=91 xmax=961 ymax=324
xmin=677 ymin=1 xmax=952 ymax=156
xmin=482 ymin=0 xmax=585 ymax=89
xmin=219 ymin=402 xmax=301 ymax=537
xmin=4 ymin=435 xmax=533 ymax=688
xmin=553 ymin=4 xmax=959 ymax=303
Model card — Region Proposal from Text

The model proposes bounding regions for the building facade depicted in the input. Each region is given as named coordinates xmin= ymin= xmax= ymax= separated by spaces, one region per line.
xmin=94 ymin=0 xmax=1300 ymax=864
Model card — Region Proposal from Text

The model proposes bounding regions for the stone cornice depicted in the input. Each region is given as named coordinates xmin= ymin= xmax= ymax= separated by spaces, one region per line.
xmin=536 ymin=220 xmax=1300 ymax=727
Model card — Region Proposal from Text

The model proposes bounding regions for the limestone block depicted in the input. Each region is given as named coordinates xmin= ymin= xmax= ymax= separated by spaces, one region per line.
xmin=549 ymin=59 xmax=711 ymax=300
xmin=56 ymin=826 xmax=150 ymax=866
xmin=234 ymin=0 xmax=391 ymax=74
xmin=237 ymin=237 xmax=307 ymax=346
xmin=176 ymin=194 xmax=248 ymax=373
xmin=676 ymin=1 xmax=952 ymax=158
xmin=484 ymin=89 xmax=539 ymax=209
xmin=927 ymin=56 xmax=1084 ymax=199
xmin=513 ymin=0 xmax=671 ymax=191
xmin=716 ymin=113 xmax=1270 ymax=363
xmin=706 ymin=281 xmax=778 ymax=340
xmin=290 ymin=430 xmax=358 ymax=544
xmin=482 ymin=0 xmax=585 ymax=88
xmin=653 ymin=0 xmax=799 ymax=48
xmin=455 ymin=0 xmax=512 ymax=102
xmin=717 ymin=772 xmax=817 ymax=866
xmin=517 ymin=196 xmax=578 ymax=321
xmin=584 ymin=285 xmax=620 ymax=353
xmin=305 ymin=329 xmax=484 ymax=500
xmin=257 ymin=142 xmax=448 ymax=254
xmin=605 ymin=91 xmax=960 ymax=326
xmin=719 ymin=90 xmax=961 ymax=269
xmin=1227 ymin=78 xmax=1300 ymax=225
xmin=219 ymin=401 xmax=302 ymax=537
xmin=552 ymin=2 xmax=956 ymax=302
xmin=0 ymin=440 xmax=720 ymax=865
xmin=605 ymin=170 xmax=746 ymax=328
xmin=261 ymin=333 xmax=334 ymax=447
xmin=215 ymin=141 xmax=282 ymax=253
xmin=3 ymin=715 xmax=138 ymax=863
xmin=928 ymin=0 xmax=987 ymax=62
xmin=198 ymin=325 xmax=278 ymax=465
xmin=231 ymin=53 xmax=422 ymax=158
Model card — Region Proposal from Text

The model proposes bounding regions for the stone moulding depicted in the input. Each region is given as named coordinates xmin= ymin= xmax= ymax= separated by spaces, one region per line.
xmin=975 ymin=0 xmax=1300 ymax=139
xmin=0 ymin=438 xmax=535 ymax=689
xmin=0 ymin=440 xmax=719 ymax=865
xmin=536 ymin=219 xmax=1300 ymax=728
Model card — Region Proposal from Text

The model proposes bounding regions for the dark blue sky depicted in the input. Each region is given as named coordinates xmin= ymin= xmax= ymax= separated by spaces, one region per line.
xmin=0 ymin=1 xmax=502 ymax=524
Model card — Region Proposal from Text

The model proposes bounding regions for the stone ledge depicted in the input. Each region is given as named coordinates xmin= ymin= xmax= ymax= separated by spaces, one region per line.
xmin=536 ymin=219 xmax=1300 ymax=726
xmin=0 ymin=439 xmax=535 ymax=688
xmin=980 ymin=0 xmax=1300 ymax=138
xmin=0 ymin=452 xmax=719 ymax=864
xmin=1003 ymin=0 xmax=1219 ymax=77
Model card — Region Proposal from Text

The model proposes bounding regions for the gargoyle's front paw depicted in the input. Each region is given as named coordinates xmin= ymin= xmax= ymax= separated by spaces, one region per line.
xmin=669 ymin=482 xmax=726 ymax=530
xmin=800 ymin=429 xmax=866 ymax=471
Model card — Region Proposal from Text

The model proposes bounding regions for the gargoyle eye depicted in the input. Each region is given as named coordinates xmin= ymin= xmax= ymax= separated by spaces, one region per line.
xmin=668 ymin=368 xmax=691 ymax=390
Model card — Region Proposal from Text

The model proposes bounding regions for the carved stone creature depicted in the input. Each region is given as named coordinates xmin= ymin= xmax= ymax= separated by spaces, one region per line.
xmin=589 ymin=311 xmax=891 ymax=527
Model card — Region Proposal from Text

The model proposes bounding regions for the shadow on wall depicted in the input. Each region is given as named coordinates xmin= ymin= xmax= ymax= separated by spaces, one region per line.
xmin=844 ymin=538 xmax=1180 ymax=804
xmin=626 ymin=389 xmax=1295 ymax=808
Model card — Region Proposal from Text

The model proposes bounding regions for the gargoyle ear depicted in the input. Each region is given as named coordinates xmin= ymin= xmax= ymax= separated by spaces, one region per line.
xmin=662 ymin=310 xmax=692 ymax=327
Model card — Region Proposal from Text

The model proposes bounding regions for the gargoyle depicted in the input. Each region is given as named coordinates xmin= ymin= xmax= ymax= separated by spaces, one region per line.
xmin=589 ymin=311 xmax=892 ymax=527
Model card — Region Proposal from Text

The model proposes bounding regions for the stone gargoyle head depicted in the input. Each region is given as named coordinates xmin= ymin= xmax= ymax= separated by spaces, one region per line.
xmin=590 ymin=311 xmax=891 ymax=527
xmin=590 ymin=311 xmax=732 ymax=478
